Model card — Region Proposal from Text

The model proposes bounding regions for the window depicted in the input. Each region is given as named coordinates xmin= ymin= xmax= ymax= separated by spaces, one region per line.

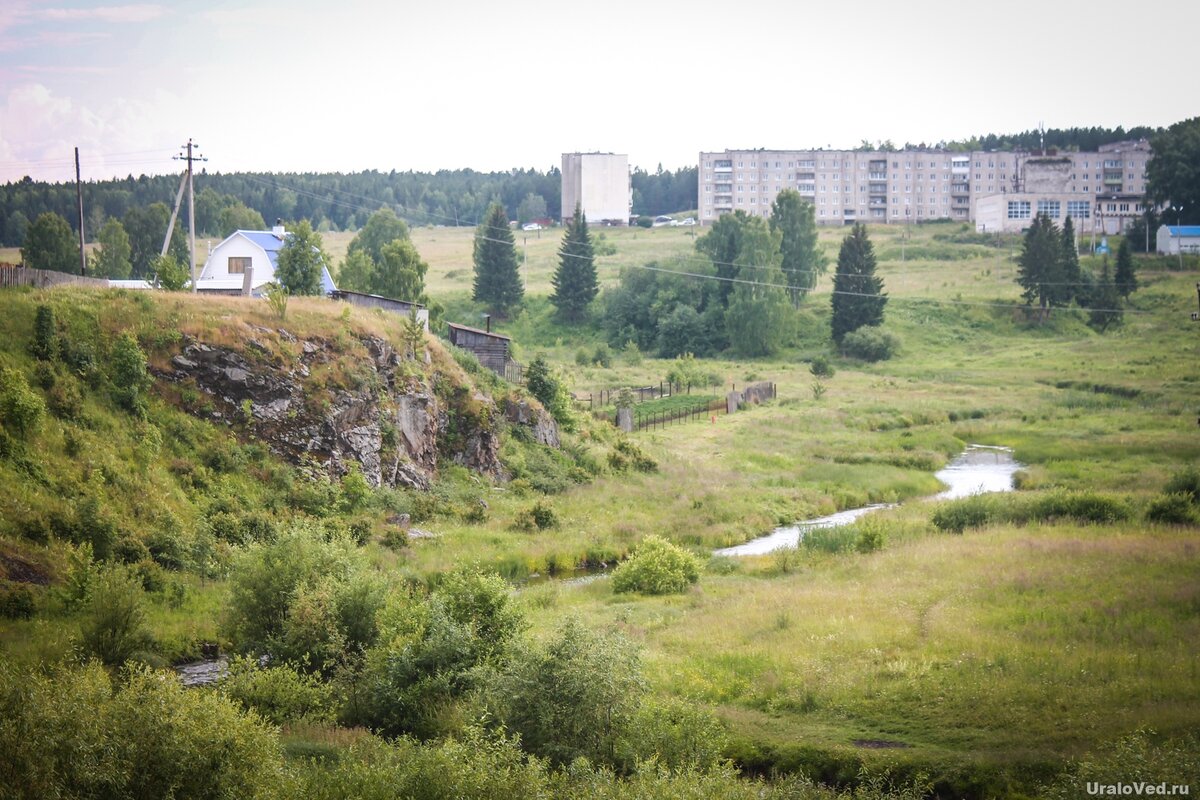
xmin=1037 ymin=200 xmax=1060 ymax=218
xmin=1067 ymin=201 xmax=1090 ymax=219
xmin=1007 ymin=201 xmax=1031 ymax=220
xmin=228 ymin=256 xmax=251 ymax=274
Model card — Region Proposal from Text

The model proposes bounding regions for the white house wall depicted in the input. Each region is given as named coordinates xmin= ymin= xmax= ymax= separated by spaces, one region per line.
xmin=199 ymin=234 xmax=274 ymax=284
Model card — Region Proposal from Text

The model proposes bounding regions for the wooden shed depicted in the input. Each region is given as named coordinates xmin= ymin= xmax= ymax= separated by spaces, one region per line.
xmin=446 ymin=322 xmax=511 ymax=377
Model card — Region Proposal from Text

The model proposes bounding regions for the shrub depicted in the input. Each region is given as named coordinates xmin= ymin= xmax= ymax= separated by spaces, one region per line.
xmin=612 ymin=438 xmax=657 ymax=472
xmin=575 ymin=348 xmax=591 ymax=366
xmin=801 ymin=525 xmax=860 ymax=553
xmin=0 ymin=365 xmax=45 ymax=439
xmin=591 ymin=343 xmax=613 ymax=368
xmin=635 ymin=215 xmax=653 ymax=228
xmin=809 ymin=355 xmax=835 ymax=378
xmin=0 ymin=661 xmax=286 ymax=799
xmin=624 ymin=696 xmax=728 ymax=772
xmin=109 ymin=332 xmax=151 ymax=416
xmin=931 ymin=494 xmax=1003 ymax=533
xmin=1144 ymin=493 xmax=1200 ymax=526
xmin=1164 ymin=465 xmax=1200 ymax=504
xmin=513 ymin=500 xmax=559 ymax=531
xmin=622 ymin=339 xmax=643 ymax=365
xmin=78 ymin=566 xmax=154 ymax=666
xmin=219 ymin=656 xmax=335 ymax=725
xmin=612 ymin=535 xmax=701 ymax=595
xmin=31 ymin=304 xmax=56 ymax=361
xmin=490 ymin=616 xmax=644 ymax=768
xmin=841 ymin=326 xmax=900 ymax=362
xmin=0 ymin=582 xmax=36 ymax=619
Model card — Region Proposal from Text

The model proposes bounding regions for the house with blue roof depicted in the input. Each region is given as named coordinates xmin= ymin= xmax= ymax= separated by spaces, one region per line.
xmin=1157 ymin=224 xmax=1200 ymax=256
xmin=195 ymin=221 xmax=337 ymax=296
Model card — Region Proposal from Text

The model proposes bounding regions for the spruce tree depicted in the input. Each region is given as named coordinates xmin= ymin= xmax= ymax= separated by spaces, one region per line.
xmin=472 ymin=203 xmax=523 ymax=315
xmin=550 ymin=204 xmax=598 ymax=321
xmin=1016 ymin=214 xmax=1061 ymax=318
xmin=1115 ymin=237 xmax=1138 ymax=298
xmin=830 ymin=223 xmax=886 ymax=342
xmin=1089 ymin=257 xmax=1122 ymax=332
xmin=1058 ymin=216 xmax=1081 ymax=307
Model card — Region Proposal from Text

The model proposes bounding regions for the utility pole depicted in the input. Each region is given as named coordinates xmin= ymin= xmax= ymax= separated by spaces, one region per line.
xmin=75 ymin=147 xmax=86 ymax=275
xmin=174 ymin=139 xmax=206 ymax=292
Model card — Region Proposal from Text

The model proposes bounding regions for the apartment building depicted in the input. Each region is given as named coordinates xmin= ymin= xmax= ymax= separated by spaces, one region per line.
xmin=561 ymin=152 xmax=632 ymax=225
xmin=698 ymin=140 xmax=1152 ymax=234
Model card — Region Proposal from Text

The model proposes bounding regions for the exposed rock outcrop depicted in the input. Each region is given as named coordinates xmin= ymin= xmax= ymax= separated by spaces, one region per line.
xmin=157 ymin=328 xmax=551 ymax=491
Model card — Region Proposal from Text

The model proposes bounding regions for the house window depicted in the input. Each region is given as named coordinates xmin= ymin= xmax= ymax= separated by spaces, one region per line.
xmin=1007 ymin=201 xmax=1031 ymax=220
xmin=1037 ymin=200 xmax=1060 ymax=217
xmin=1067 ymin=201 xmax=1090 ymax=219
xmin=228 ymin=257 xmax=251 ymax=274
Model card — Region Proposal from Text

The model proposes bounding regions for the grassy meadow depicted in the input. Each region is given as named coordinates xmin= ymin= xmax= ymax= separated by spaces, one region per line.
xmin=2 ymin=218 xmax=1199 ymax=798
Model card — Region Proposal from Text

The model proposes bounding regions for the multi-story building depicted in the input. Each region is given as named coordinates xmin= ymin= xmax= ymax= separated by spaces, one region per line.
xmin=561 ymin=152 xmax=632 ymax=225
xmin=698 ymin=140 xmax=1152 ymax=234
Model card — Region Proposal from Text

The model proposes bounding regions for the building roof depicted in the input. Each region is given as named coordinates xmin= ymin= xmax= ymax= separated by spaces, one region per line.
xmin=199 ymin=229 xmax=337 ymax=294
xmin=446 ymin=321 xmax=511 ymax=341
xmin=1162 ymin=226 xmax=1200 ymax=237
xmin=330 ymin=288 xmax=424 ymax=308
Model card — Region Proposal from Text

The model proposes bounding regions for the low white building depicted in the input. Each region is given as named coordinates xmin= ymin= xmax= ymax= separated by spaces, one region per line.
xmin=196 ymin=221 xmax=336 ymax=296
xmin=1156 ymin=225 xmax=1200 ymax=255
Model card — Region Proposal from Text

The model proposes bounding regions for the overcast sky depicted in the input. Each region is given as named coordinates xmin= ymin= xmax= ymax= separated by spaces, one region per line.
xmin=1 ymin=0 xmax=1197 ymax=184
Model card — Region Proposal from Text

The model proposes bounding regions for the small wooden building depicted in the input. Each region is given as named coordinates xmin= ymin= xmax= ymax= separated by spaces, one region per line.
xmin=446 ymin=322 xmax=511 ymax=376
xmin=330 ymin=289 xmax=428 ymax=330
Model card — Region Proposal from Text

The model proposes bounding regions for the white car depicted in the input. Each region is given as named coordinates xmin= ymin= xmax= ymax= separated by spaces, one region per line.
xmin=522 ymin=222 xmax=542 ymax=231
xmin=679 ymin=217 xmax=696 ymax=226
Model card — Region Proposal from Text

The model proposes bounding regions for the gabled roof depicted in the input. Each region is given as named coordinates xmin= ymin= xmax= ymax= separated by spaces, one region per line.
xmin=446 ymin=321 xmax=511 ymax=341
xmin=201 ymin=229 xmax=336 ymax=294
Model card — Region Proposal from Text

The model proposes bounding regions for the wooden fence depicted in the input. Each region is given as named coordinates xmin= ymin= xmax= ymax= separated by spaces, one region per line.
xmin=0 ymin=265 xmax=108 ymax=289
xmin=623 ymin=397 xmax=729 ymax=432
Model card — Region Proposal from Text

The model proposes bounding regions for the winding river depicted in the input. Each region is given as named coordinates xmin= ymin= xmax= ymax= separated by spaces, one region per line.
xmin=713 ymin=445 xmax=1022 ymax=557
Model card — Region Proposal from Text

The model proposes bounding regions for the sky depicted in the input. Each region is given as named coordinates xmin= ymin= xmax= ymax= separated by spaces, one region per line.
xmin=1 ymin=0 xmax=1197 ymax=184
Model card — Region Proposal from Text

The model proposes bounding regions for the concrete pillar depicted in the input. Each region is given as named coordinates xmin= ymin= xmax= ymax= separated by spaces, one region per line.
xmin=726 ymin=391 xmax=741 ymax=414
xmin=617 ymin=407 xmax=634 ymax=433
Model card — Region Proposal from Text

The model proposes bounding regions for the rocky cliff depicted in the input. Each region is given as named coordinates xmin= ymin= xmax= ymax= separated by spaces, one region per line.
xmin=158 ymin=323 xmax=557 ymax=491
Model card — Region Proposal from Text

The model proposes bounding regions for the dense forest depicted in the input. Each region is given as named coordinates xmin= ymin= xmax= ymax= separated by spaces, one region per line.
xmin=0 ymin=165 xmax=701 ymax=248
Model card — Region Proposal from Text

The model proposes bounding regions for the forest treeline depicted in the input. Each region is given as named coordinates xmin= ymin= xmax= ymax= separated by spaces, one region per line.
xmin=0 ymin=164 xmax=701 ymax=247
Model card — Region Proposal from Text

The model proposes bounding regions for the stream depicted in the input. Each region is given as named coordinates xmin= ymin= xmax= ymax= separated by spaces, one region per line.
xmin=713 ymin=445 xmax=1022 ymax=557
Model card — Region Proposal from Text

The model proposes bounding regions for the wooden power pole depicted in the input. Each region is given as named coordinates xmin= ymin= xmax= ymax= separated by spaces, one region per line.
xmin=75 ymin=147 xmax=86 ymax=275
xmin=173 ymin=139 xmax=206 ymax=292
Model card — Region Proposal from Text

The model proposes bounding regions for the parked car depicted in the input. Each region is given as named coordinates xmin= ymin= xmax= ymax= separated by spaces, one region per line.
xmin=522 ymin=222 xmax=542 ymax=231
xmin=679 ymin=217 xmax=696 ymax=226
xmin=652 ymin=215 xmax=676 ymax=227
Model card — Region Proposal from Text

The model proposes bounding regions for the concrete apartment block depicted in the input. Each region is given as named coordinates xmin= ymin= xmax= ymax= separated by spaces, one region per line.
xmin=561 ymin=153 xmax=632 ymax=225
xmin=699 ymin=139 xmax=1152 ymax=234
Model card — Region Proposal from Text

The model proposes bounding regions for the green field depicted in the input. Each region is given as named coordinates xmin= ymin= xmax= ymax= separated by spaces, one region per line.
xmin=2 ymin=219 xmax=1199 ymax=798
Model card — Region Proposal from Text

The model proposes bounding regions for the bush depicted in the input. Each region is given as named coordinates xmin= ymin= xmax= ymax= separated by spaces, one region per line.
xmin=78 ymin=566 xmax=154 ymax=666
xmin=1144 ymin=493 xmax=1200 ymax=526
xmin=809 ymin=355 xmax=835 ymax=378
xmin=625 ymin=696 xmax=728 ymax=772
xmin=635 ymin=215 xmax=653 ymax=228
xmin=513 ymin=500 xmax=559 ymax=531
xmin=31 ymin=304 xmax=56 ymax=361
xmin=0 ymin=661 xmax=285 ymax=800
xmin=841 ymin=326 xmax=900 ymax=361
xmin=109 ymin=332 xmax=151 ymax=416
xmin=0 ymin=582 xmax=36 ymax=619
xmin=0 ymin=365 xmax=45 ymax=439
xmin=490 ymin=616 xmax=644 ymax=768
xmin=592 ymin=343 xmax=613 ymax=368
xmin=219 ymin=656 xmax=335 ymax=725
xmin=612 ymin=535 xmax=700 ymax=595
xmin=1164 ymin=465 xmax=1200 ymax=504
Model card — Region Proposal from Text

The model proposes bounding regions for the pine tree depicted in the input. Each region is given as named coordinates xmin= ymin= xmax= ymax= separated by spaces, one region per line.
xmin=1115 ymin=237 xmax=1138 ymax=298
xmin=472 ymin=203 xmax=523 ymax=315
xmin=550 ymin=204 xmax=598 ymax=321
xmin=830 ymin=223 xmax=886 ymax=342
xmin=769 ymin=189 xmax=825 ymax=306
